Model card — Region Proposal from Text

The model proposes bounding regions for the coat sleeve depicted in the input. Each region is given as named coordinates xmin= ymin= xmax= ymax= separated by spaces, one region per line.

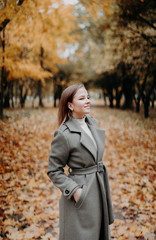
xmin=47 ymin=129 xmax=80 ymax=199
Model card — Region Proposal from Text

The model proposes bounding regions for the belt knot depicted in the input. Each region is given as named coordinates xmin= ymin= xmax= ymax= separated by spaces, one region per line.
xmin=97 ymin=161 xmax=104 ymax=172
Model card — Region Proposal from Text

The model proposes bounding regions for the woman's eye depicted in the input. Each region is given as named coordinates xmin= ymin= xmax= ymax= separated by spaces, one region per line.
xmin=79 ymin=97 xmax=85 ymax=100
xmin=78 ymin=96 xmax=89 ymax=100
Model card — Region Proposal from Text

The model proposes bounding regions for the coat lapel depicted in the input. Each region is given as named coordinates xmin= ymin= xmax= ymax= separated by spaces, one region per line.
xmin=86 ymin=115 xmax=105 ymax=162
xmin=65 ymin=116 xmax=97 ymax=161
xmin=80 ymin=131 xmax=97 ymax=161
xmin=65 ymin=115 xmax=105 ymax=162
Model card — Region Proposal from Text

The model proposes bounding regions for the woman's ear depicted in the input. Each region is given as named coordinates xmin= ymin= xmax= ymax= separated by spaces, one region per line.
xmin=68 ymin=102 xmax=73 ymax=111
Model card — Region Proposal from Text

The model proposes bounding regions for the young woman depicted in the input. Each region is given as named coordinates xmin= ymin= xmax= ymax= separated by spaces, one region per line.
xmin=47 ymin=84 xmax=114 ymax=240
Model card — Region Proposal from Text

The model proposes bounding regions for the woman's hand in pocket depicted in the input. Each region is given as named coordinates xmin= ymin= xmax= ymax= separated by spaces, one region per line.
xmin=73 ymin=188 xmax=82 ymax=202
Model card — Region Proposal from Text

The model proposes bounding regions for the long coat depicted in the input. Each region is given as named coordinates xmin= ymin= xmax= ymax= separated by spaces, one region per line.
xmin=47 ymin=114 xmax=114 ymax=240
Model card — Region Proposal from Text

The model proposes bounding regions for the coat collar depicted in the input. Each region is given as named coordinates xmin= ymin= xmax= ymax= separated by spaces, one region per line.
xmin=64 ymin=115 xmax=105 ymax=162
xmin=64 ymin=114 xmax=83 ymax=133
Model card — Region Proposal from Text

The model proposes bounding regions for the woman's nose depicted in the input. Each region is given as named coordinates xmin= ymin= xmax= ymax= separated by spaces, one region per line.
xmin=86 ymin=98 xmax=90 ymax=103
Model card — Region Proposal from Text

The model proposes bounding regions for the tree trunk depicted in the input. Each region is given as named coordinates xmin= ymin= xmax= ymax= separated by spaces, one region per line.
xmin=38 ymin=46 xmax=44 ymax=108
xmin=53 ymin=77 xmax=57 ymax=108
xmin=19 ymin=85 xmax=28 ymax=108
xmin=151 ymin=99 xmax=155 ymax=108
xmin=10 ymin=81 xmax=14 ymax=108
xmin=135 ymin=95 xmax=140 ymax=113
xmin=136 ymin=98 xmax=140 ymax=112
xmin=3 ymin=87 xmax=10 ymax=108
xmin=0 ymin=65 xmax=5 ymax=118
xmin=38 ymin=80 xmax=44 ymax=107
xmin=151 ymin=92 xmax=155 ymax=108
xmin=122 ymin=78 xmax=133 ymax=109
xmin=0 ymin=27 xmax=5 ymax=119
xmin=115 ymin=88 xmax=122 ymax=108
xmin=102 ymin=91 xmax=107 ymax=106
xmin=54 ymin=94 xmax=57 ymax=108
xmin=3 ymin=79 xmax=12 ymax=108
xmin=108 ymin=92 xmax=114 ymax=108
xmin=144 ymin=99 xmax=149 ymax=118
xmin=141 ymin=92 xmax=150 ymax=118
xmin=15 ymin=80 xmax=18 ymax=106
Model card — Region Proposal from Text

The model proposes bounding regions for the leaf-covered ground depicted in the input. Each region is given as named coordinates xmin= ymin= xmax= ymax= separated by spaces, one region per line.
xmin=0 ymin=107 xmax=155 ymax=240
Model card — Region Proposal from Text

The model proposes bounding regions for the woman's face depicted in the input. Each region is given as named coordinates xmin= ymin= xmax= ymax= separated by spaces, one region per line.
xmin=68 ymin=87 xmax=91 ymax=119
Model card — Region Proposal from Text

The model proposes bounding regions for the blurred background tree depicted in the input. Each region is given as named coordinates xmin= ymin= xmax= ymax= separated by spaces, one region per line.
xmin=0 ymin=0 xmax=78 ymax=116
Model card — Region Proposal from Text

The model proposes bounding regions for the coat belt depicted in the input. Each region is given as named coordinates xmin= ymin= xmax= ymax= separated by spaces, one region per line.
xmin=68 ymin=161 xmax=104 ymax=175
xmin=68 ymin=161 xmax=114 ymax=228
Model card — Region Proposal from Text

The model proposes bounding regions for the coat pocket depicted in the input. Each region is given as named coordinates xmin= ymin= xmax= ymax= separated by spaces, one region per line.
xmin=74 ymin=184 xmax=87 ymax=209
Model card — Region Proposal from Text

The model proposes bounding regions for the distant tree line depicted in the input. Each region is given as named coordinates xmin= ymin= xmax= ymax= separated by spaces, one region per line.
xmin=94 ymin=61 xmax=156 ymax=118
xmin=95 ymin=0 xmax=156 ymax=118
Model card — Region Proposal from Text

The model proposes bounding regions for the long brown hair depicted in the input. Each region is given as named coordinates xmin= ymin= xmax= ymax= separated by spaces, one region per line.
xmin=58 ymin=84 xmax=84 ymax=126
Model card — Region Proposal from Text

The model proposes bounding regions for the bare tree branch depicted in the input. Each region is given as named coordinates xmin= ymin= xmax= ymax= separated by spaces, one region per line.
xmin=137 ymin=15 xmax=156 ymax=30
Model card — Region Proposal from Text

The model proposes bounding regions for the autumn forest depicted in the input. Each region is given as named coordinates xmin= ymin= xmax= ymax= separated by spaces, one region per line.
xmin=0 ymin=0 xmax=156 ymax=239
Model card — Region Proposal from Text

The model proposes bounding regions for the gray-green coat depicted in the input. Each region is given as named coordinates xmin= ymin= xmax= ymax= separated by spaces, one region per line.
xmin=47 ymin=115 xmax=114 ymax=240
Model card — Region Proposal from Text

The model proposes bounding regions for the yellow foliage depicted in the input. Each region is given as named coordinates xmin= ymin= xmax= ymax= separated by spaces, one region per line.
xmin=5 ymin=59 xmax=52 ymax=81
xmin=0 ymin=0 xmax=21 ymax=28
xmin=80 ymin=0 xmax=114 ymax=19
xmin=1 ymin=0 xmax=78 ymax=82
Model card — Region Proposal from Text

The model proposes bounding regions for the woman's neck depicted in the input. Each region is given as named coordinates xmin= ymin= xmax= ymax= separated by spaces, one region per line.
xmin=71 ymin=113 xmax=85 ymax=119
